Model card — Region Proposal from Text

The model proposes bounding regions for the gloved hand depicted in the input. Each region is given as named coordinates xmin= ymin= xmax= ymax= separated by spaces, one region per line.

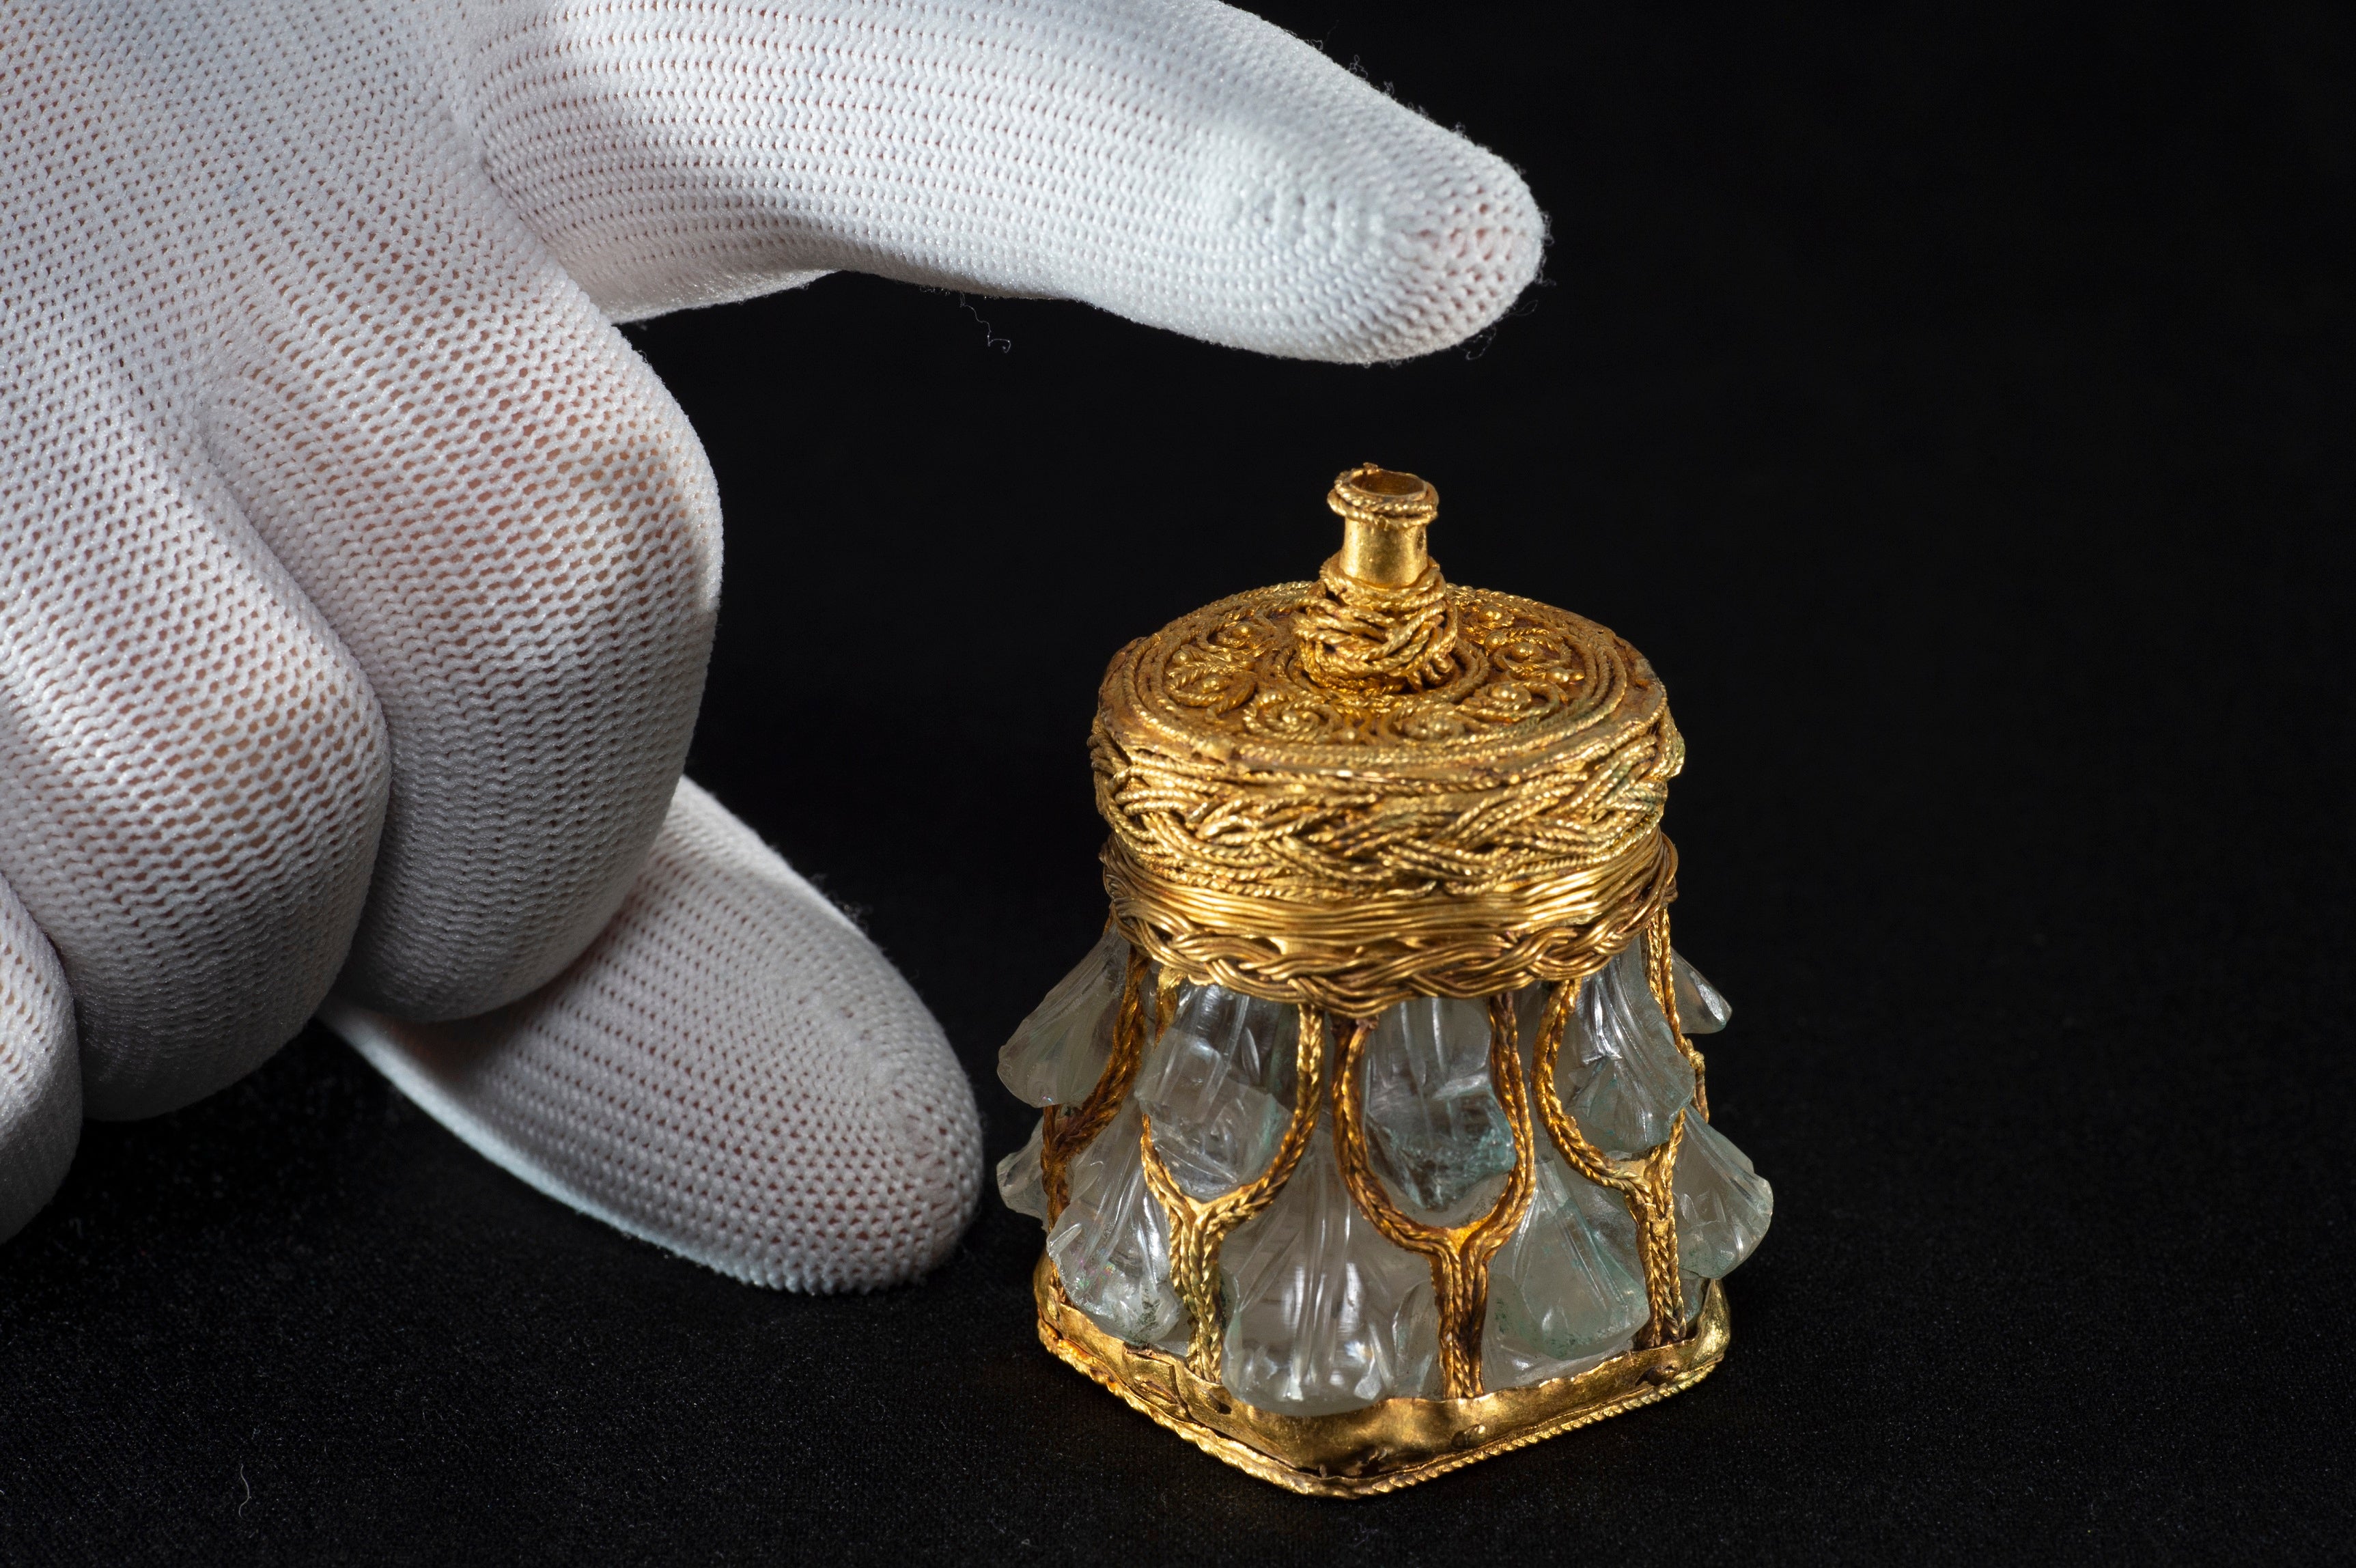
xmin=0 ymin=0 xmax=1541 ymax=1285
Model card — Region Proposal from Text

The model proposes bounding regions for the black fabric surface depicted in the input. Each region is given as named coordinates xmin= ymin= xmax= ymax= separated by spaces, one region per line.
xmin=4 ymin=3 xmax=2351 ymax=1560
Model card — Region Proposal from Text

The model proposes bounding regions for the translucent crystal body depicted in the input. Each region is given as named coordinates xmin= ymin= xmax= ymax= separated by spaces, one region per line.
xmin=997 ymin=1115 xmax=1050 ymax=1223
xmin=998 ymin=927 xmax=1125 ymax=1108
xmin=1361 ymin=997 xmax=1517 ymax=1221
xmin=1047 ymin=1097 xmax=1191 ymax=1350
xmin=1221 ymin=1122 xmax=1442 ymax=1414
xmin=1561 ymin=944 xmax=1697 ymax=1158
xmin=1132 ymin=983 xmax=1298 ymax=1201
xmin=1674 ymin=951 xmax=1733 ymax=1034
xmin=1481 ymin=1145 xmax=1649 ymax=1387
xmin=1009 ymin=950 xmax=1768 ymax=1410
xmin=1672 ymin=1111 xmax=1774 ymax=1279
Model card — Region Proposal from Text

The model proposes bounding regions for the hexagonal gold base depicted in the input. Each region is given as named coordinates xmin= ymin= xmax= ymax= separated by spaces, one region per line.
xmin=1033 ymin=1255 xmax=1730 ymax=1497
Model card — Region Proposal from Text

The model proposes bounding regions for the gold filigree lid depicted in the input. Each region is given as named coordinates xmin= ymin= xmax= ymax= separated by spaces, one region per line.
xmin=1091 ymin=466 xmax=1685 ymax=1015
xmin=1097 ymin=466 xmax=1674 ymax=782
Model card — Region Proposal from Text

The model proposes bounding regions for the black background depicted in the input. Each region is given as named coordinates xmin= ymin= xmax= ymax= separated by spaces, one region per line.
xmin=4 ymin=2 xmax=2352 ymax=1561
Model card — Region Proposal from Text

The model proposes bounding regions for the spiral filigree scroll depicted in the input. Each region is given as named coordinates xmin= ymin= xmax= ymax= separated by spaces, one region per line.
xmin=1093 ymin=571 xmax=1684 ymax=1014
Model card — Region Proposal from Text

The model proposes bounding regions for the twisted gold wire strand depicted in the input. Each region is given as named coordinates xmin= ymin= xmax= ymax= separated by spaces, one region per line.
xmin=1106 ymin=835 xmax=1677 ymax=1018
xmin=1644 ymin=906 xmax=1709 ymax=1121
xmin=1295 ymin=464 xmax=1455 ymax=691
xmin=1138 ymin=1003 xmax=1331 ymax=1381
xmin=1294 ymin=555 xmax=1459 ymax=694
xmin=1526 ymin=976 xmax=1690 ymax=1347
xmin=1041 ymin=946 xmax=1156 ymax=1223
xmin=1095 ymin=697 xmax=1679 ymax=899
xmin=1329 ymin=997 xmax=1539 ymax=1399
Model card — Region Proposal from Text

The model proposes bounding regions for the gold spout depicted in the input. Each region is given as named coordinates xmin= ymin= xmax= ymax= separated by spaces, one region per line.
xmin=1329 ymin=464 xmax=1439 ymax=586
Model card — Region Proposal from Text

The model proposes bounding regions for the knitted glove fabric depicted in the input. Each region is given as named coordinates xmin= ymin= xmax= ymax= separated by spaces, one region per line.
xmin=0 ymin=0 xmax=1543 ymax=1280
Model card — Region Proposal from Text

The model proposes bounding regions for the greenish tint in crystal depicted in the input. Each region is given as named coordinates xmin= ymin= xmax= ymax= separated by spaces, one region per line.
xmin=1362 ymin=996 xmax=1516 ymax=1220
xmin=1482 ymin=1146 xmax=1649 ymax=1388
xmin=1673 ymin=1111 xmax=1773 ymax=1279
xmin=1562 ymin=946 xmax=1696 ymax=1157
xmin=996 ymin=1116 xmax=1048 ymax=1225
xmin=1014 ymin=939 xmax=1765 ymax=1403
xmin=1047 ymin=1098 xmax=1189 ymax=1349
xmin=1221 ymin=1121 xmax=1441 ymax=1414
xmin=996 ymin=927 xmax=1125 ymax=1108
xmin=1133 ymin=983 xmax=1296 ymax=1201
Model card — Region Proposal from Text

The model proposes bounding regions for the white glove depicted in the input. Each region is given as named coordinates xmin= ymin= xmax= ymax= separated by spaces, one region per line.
xmin=0 ymin=0 xmax=1542 ymax=1282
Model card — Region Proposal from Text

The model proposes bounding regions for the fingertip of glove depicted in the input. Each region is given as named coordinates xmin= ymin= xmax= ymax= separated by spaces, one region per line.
xmin=863 ymin=1015 xmax=987 ymax=1289
xmin=1334 ymin=152 xmax=1548 ymax=365
xmin=1157 ymin=103 xmax=1549 ymax=364
xmin=326 ymin=782 xmax=987 ymax=1296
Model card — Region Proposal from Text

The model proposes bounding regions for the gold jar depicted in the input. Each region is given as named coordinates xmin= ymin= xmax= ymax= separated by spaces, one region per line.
xmin=996 ymin=466 xmax=1770 ymax=1496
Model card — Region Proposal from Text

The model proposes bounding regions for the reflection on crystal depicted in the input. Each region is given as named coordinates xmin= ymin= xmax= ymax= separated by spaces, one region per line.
xmin=1048 ymin=1099 xmax=1189 ymax=1349
xmin=1363 ymin=997 xmax=1516 ymax=1220
xmin=1672 ymin=950 xmax=1733 ymax=1035
xmin=1562 ymin=946 xmax=1697 ymax=1157
xmin=1022 ymin=938 xmax=1767 ymax=1410
xmin=998 ymin=926 xmax=1127 ymax=1108
xmin=1674 ymin=1112 xmax=1773 ymax=1279
xmin=1222 ymin=1123 xmax=1442 ymax=1415
xmin=1483 ymin=1147 xmax=1649 ymax=1388
xmin=1134 ymin=983 xmax=1297 ymax=1201
xmin=998 ymin=1116 xmax=1049 ymax=1225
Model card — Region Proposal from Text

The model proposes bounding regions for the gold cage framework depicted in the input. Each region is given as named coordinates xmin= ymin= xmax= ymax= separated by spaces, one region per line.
xmin=1001 ymin=466 xmax=1766 ymax=1496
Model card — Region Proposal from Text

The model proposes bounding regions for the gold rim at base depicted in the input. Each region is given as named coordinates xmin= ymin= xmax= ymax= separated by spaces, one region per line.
xmin=1032 ymin=1255 xmax=1730 ymax=1498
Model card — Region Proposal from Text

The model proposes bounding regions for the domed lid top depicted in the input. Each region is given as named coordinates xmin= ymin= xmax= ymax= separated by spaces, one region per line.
xmin=1095 ymin=465 xmax=1672 ymax=784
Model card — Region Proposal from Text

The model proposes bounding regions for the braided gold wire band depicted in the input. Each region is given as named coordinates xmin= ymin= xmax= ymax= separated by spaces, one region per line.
xmin=1102 ymin=832 xmax=1677 ymax=1017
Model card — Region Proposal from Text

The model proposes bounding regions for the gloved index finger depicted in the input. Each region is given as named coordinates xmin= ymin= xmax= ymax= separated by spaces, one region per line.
xmin=456 ymin=0 xmax=1543 ymax=363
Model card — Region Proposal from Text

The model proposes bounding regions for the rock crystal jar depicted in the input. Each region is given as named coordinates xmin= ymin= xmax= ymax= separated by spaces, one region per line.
xmin=996 ymin=466 xmax=1771 ymax=1496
